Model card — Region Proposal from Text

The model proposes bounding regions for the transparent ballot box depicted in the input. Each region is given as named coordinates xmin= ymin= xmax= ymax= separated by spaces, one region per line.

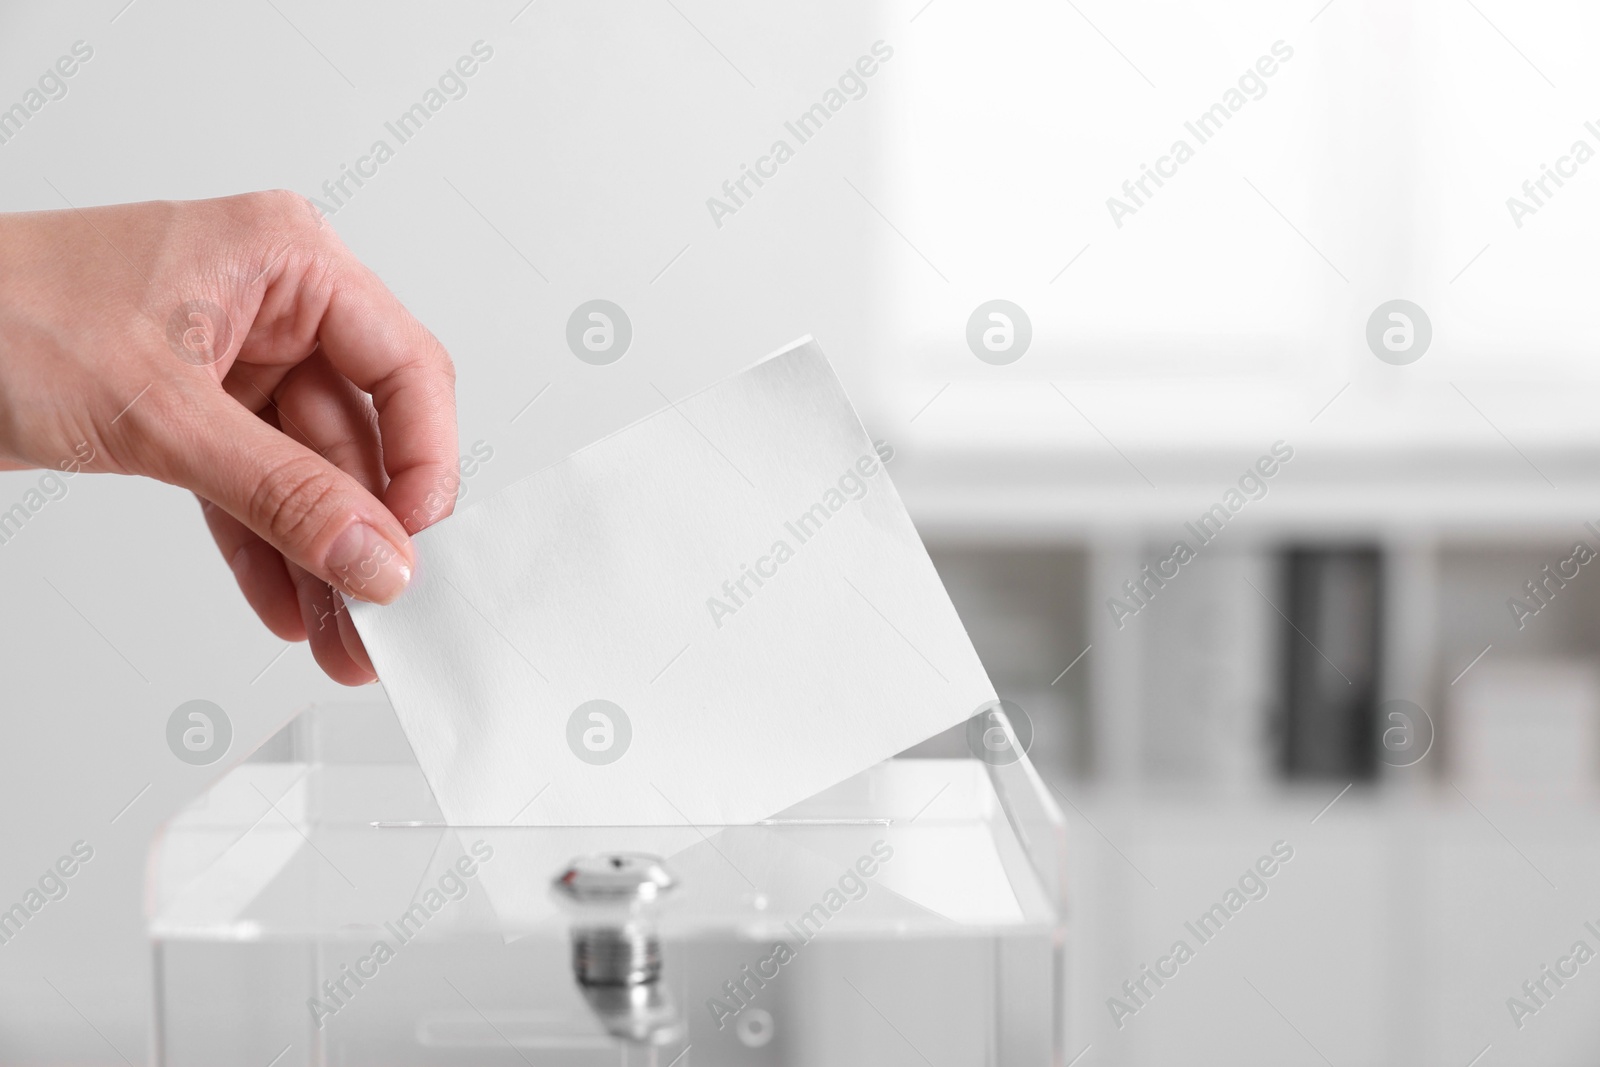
xmin=148 ymin=703 xmax=1068 ymax=1065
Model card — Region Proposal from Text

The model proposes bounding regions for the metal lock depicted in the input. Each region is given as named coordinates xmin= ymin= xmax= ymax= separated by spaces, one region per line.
xmin=551 ymin=852 xmax=683 ymax=1045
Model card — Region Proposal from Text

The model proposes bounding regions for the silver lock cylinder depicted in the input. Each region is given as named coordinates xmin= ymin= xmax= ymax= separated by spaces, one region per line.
xmin=551 ymin=852 xmax=682 ymax=1044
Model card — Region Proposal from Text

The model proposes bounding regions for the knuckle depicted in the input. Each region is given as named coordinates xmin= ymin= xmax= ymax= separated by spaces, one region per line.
xmin=412 ymin=332 xmax=457 ymax=391
xmin=402 ymin=479 xmax=456 ymax=534
xmin=435 ymin=336 xmax=458 ymax=386
xmin=232 ymin=190 xmax=331 ymax=254
xmin=207 ymin=190 xmax=334 ymax=292
xmin=247 ymin=457 xmax=344 ymax=552
xmin=251 ymin=188 xmax=320 ymax=227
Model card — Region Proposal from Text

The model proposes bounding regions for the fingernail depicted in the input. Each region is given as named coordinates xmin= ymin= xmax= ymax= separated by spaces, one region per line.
xmin=325 ymin=523 xmax=412 ymax=605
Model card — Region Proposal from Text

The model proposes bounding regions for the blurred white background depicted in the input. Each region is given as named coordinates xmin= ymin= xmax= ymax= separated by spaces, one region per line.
xmin=4 ymin=0 xmax=1600 ymax=1063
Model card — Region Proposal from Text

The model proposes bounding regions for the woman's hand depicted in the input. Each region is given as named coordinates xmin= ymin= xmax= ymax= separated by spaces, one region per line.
xmin=0 ymin=190 xmax=459 ymax=685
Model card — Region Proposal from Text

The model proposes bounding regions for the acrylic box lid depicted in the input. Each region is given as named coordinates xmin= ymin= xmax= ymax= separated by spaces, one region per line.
xmin=146 ymin=702 xmax=1068 ymax=945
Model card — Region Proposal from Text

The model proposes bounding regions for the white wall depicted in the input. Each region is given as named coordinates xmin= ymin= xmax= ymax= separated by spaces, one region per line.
xmin=0 ymin=2 xmax=894 ymax=1059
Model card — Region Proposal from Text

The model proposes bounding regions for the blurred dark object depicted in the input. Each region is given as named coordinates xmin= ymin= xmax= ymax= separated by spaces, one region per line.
xmin=1280 ymin=547 xmax=1383 ymax=779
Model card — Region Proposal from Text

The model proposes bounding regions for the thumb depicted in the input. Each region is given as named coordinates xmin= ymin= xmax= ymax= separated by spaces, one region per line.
xmin=143 ymin=388 xmax=415 ymax=605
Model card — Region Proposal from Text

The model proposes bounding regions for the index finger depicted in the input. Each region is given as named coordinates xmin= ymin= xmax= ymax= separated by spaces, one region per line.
xmin=302 ymin=243 xmax=460 ymax=536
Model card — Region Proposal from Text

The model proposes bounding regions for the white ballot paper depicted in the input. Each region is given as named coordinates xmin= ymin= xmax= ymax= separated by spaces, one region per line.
xmin=349 ymin=337 xmax=995 ymax=827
